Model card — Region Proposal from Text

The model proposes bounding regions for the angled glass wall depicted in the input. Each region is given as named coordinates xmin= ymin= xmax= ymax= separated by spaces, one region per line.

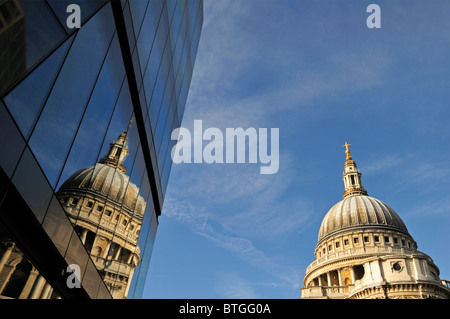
xmin=0 ymin=0 xmax=203 ymax=299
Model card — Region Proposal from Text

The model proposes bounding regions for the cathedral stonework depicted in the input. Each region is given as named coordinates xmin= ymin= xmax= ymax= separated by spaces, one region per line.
xmin=300 ymin=143 xmax=450 ymax=299
xmin=56 ymin=128 xmax=145 ymax=299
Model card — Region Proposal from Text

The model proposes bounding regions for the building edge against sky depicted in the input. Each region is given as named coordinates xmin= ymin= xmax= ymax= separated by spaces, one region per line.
xmin=0 ymin=0 xmax=203 ymax=299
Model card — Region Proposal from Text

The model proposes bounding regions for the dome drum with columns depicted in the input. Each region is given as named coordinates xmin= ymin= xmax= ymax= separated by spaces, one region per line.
xmin=56 ymin=126 xmax=145 ymax=299
xmin=301 ymin=143 xmax=450 ymax=299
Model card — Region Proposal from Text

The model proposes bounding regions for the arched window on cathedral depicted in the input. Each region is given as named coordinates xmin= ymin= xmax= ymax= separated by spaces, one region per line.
xmin=2 ymin=261 xmax=32 ymax=298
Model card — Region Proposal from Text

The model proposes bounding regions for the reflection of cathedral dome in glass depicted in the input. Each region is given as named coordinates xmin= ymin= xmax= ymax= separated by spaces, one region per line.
xmin=59 ymin=163 xmax=145 ymax=216
xmin=318 ymin=195 xmax=409 ymax=244
xmin=56 ymin=128 xmax=145 ymax=299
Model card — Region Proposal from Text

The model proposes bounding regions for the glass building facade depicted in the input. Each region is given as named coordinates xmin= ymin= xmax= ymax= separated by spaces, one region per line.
xmin=0 ymin=0 xmax=203 ymax=299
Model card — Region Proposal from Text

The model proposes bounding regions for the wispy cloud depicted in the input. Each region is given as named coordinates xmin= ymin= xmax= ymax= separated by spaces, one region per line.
xmin=214 ymin=272 xmax=259 ymax=299
xmin=186 ymin=1 xmax=391 ymax=131
xmin=213 ymin=271 xmax=296 ymax=299
xmin=360 ymin=153 xmax=405 ymax=175
xmin=162 ymin=195 xmax=301 ymax=289
xmin=405 ymin=197 xmax=450 ymax=217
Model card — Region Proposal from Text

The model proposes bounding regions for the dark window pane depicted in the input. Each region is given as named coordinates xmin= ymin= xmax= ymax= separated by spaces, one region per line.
xmin=4 ymin=37 xmax=74 ymax=139
xmin=96 ymin=281 xmax=111 ymax=299
xmin=142 ymin=1 xmax=168 ymax=84
xmin=97 ymin=85 xmax=134 ymax=165
xmin=128 ymin=0 xmax=149 ymax=38
xmin=64 ymin=230 xmax=89 ymax=285
xmin=177 ymin=62 xmax=192 ymax=124
xmin=188 ymin=0 xmax=200 ymax=36
xmin=0 ymin=0 xmax=26 ymax=96
xmin=0 ymin=101 xmax=25 ymax=177
xmin=128 ymin=208 xmax=157 ymax=298
xmin=136 ymin=0 xmax=162 ymax=74
xmin=122 ymin=1 xmax=136 ymax=52
xmin=166 ymin=0 xmax=177 ymax=22
xmin=190 ymin=5 xmax=202 ymax=67
xmin=11 ymin=147 xmax=53 ymax=223
xmin=28 ymin=4 xmax=116 ymax=187
xmin=82 ymin=258 xmax=102 ymax=298
xmin=0 ymin=0 xmax=66 ymax=96
xmin=55 ymin=34 xmax=126 ymax=190
xmin=42 ymin=195 xmax=74 ymax=256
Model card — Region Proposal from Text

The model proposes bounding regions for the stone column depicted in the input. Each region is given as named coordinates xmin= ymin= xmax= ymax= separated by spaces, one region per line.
xmin=40 ymin=282 xmax=53 ymax=299
xmin=350 ymin=266 xmax=356 ymax=284
xmin=103 ymin=241 xmax=111 ymax=259
xmin=127 ymin=252 xmax=134 ymax=265
xmin=28 ymin=275 xmax=46 ymax=299
xmin=113 ymin=246 xmax=122 ymax=261
xmin=318 ymin=275 xmax=323 ymax=286
xmin=20 ymin=269 xmax=39 ymax=299
xmin=80 ymin=229 xmax=88 ymax=244
xmin=0 ymin=243 xmax=14 ymax=275
xmin=90 ymin=235 xmax=99 ymax=255
xmin=326 ymin=272 xmax=331 ymax=287
xmin=337 ymin=269 xmax=342 ymax=286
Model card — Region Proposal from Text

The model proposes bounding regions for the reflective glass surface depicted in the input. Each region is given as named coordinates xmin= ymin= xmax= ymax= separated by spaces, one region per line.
xmin=0 ymin=101 xmax=25 ymax=177
xmin=11 ymin=147 xmax=53 ymax=223
xmin=4 ymin=37 xmax=74 ymax=139
xmin=0 ymin=0 xmax=66 ymax=96
xmin=0 ymin=0 xmax=203 ymax=299
xmin=29 ymin=3 xmax=116 ymax=187
xmin=0 ymin=223 xmax=60 ymax=299
xmin=55 ymin=34 xmax=126 ymax=190
xmin=42 ymin=195 xmax=74 ymax=256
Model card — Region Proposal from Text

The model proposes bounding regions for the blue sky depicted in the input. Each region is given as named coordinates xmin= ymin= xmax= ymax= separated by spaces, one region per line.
xmin=143 ymin=0 xmax=450 ymax=298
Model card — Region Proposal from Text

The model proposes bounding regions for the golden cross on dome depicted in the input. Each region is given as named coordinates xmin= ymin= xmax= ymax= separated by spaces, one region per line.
xmin=343 ymin=141 xmax=352 ymax=159
xmin=343 ymin=141 xmax=351 ymax=151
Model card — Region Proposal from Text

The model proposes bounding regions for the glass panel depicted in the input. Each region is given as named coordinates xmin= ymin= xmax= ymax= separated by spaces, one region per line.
xmin=189 ymin=3 xmax=202 ymax=68
xmin=0 ymin=223 xmax=60 ymax=299
xmin=97 ymin=99 xmax=134 ymax=166
xmin=122 ymin=1 xmax=136 ymax=53
xmin=11 ymin=147 xmax=53 ymax=223
xmin=81 ymin=258 xmax=102 ymax=298
xmin=0 ymin=101 xmax=25 ymax=177
xmin=188 ymin=0 xmax=200 ymax=37
xmin=55 ymin=34 xmax=126 ymax=190
xmin=96 ymin=280 xmax=111 ymax=299
xmin=128 ymin=0 xmax=149 ymax=38
xmin=177 ymin=62 xmax=192 ymax=124
xmin=169 ymin=0 xmax=185 ymax=56
xmin=100 ymin=129 xmax=144 ymax=298
xmin=42 ymin=195 xmax=74 ymax=256
xmin=132 ymin=47 xmax=144 ymax=93
xmin=4 ymin=36 xmax=74 ymax=139
xmin=144 ymin=3 xmax=169 ymax=129
xmin=129 ymin=207 xmax=157 ymax=298
xmin=28 ymin=3 xmax=116 ymax=187
xmin=64 ymin=230 xmax=89 ymax=287
xmin=154 ymin=80 xmax=175 ymax=157
xmin=166 ymin=0 xmax=178 ymax=23
xmin=0 ymin=0 xmax=66 ymax=96
xmin=175 ymin=36 xmax=190 ymax=99
xmin=136 ymin=0 xmax=162 ymax=75
xmin=172 ymin=10 xmax=188 ymax=87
